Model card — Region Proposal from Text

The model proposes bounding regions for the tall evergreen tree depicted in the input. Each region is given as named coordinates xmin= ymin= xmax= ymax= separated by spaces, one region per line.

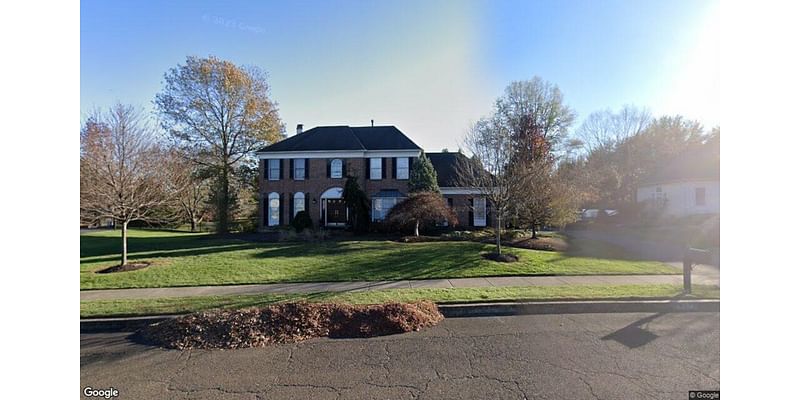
xmin=408 ymin=153 xmax=440 ymax=193
xmin=342 ymin=175 xmax=370 ymax=233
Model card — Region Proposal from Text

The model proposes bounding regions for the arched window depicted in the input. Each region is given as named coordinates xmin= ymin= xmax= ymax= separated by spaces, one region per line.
xmin=293 ymin=192 xmax=305 ymax=216
xmin=267 ymin=192 xmax=280 ymax=226
xmin=330 ymin=159 xmax=343 ymax=178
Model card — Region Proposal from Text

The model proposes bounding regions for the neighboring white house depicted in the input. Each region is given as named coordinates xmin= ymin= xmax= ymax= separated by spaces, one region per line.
xmin=636 ymin=146 xmax=720 ymax=217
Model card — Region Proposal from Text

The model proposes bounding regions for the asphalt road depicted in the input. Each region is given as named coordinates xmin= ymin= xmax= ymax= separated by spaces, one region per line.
xmin=80 ymin=312 xmax=719 ymax=399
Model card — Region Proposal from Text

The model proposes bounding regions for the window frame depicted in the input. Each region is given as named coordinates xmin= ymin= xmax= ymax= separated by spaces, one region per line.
xmin=331 ymin=159 xmax=343 ymax=179
xmin=293 ymin=192 xmax=305 ymax=216
xmin=370 ymin=158 xmax=382 ymax=180
xmin=268 ymin=159 xmax=280 ymax=181
xmin=473 ymin=197 xmax=487 ymax=227
xmin=293 ymin=159 xmax=306 ymax=180
xmin=267 ymin=192 xmax=280 ymax=226
xmin=371 ymin=196 xmax=403 ymax=221
xmin=396 ymin=157 xmax=409 ymax=180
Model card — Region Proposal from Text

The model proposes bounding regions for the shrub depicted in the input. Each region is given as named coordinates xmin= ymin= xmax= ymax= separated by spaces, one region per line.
xmin=291 ymin=211 xmax=313 ymax=233
xmin=386 ymin=192 xmax=457 ymax=236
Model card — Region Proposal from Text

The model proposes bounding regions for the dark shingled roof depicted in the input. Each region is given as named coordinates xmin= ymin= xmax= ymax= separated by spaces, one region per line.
xmin=427 ymin=152 xmax=472 ymax=187
xmin=257 ymin=125 xmax=421 ymax=153
xmin=640 ymin=145 xmax=720 ymax=185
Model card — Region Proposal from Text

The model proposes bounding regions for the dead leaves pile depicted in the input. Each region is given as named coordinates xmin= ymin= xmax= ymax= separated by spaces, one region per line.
xmin=137 ymin=301 xmax=444 ymax=349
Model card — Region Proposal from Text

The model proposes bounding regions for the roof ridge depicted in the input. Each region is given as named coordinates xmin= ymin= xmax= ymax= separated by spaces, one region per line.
xmin=345 ymin=125 xmax=368 ymax=150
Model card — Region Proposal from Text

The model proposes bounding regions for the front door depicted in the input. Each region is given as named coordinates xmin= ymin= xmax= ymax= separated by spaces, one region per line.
xmin=325 ymin=199 xmax=348 ymax=225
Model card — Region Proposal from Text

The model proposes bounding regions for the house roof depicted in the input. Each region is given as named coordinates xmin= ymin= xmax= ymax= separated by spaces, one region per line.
xmin=427 ymin=152 xmax=472 ymax=187
xmin=640 ymin=145 xmax=720 ymax=186
xmin=256 ymin=125 xmax=422 ymax=153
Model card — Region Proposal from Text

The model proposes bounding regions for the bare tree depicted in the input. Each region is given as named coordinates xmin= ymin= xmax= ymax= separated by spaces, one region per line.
xmin=514 ymin=159 xmax=581 ymax=237
xmin=495 ymin=76 xmax=576 ymax=158
xmin=80 ymin=104 xmax=178 ymax=265
xmin=575 ymin=105 xmax=652 ymax=152
xmin=456 ymin=117 xmax=524 ymax=255
xmin=164 ymin=150 xmax=211 ymax=232
xmin=513 ymin=158 xmax=554 ymax=238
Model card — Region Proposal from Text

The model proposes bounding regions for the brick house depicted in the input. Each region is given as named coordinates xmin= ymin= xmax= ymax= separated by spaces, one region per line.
xmin=255 ymin=124 xmax=491 ymax=230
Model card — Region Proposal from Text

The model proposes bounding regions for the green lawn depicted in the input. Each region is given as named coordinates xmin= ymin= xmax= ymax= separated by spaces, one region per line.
xmin=80 ymin=229 xmax=678 ymax=290
xmin=80 ymin=284 xmax=719 ymax=318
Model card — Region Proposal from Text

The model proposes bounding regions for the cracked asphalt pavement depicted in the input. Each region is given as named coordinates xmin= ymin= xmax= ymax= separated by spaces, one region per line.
xmin=80 ymin=312 xmax=719 ymax=399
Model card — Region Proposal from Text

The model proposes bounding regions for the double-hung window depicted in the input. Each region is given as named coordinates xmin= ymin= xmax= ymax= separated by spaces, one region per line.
xmin=268 ymin=159 xmax=280 ymax=181
xmin=294 ymin=159 xmax=305 ymax=180
xmin=473 ymin=197 xmax=487 ymax=227
xmin=267 ymin=192 xmax=280 ymax=226
xmin=331 ymin=159 xmax=343 ymax=178
xmin=370 ymin=158 xmax=382 ymax=180
xmin=293 ymin=192 xmax=305 ymax=216
xmin=371 ymin=197 xmax=402 ymax=221
xmin=396 ymin=157 xmax=409 ymax=180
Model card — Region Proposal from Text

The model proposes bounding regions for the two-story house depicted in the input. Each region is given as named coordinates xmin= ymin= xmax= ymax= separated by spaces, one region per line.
xmin=255 ymin=124 xmax=490 ymax=230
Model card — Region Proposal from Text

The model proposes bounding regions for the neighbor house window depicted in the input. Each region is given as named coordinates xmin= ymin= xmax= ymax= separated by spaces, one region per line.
xmin=695 ymin=187 xmax=706 ymax=206
xmin=371 ymin=197 xmax=402 ymax=221
xmin=331 ymin=159 xmax=343 ymax=178
xmin=473 ymin=197 xmax=487 ymax=227
xmin=370 ymin=158 xmax=382 ymax=180
xmin=293 ymin=159 xmax=305 ymax=180
xmin=268 ymin=159 xmax=280 ymax=181
xmin=293 ymin=192 xmax=305 ymax=216
xmin=396 ymin=157 xmax=409 ymax=180
xmin=268 ymin=192 xmax=280 ymax=226
xmin=654 ymin=186 xmax=666 ymax=205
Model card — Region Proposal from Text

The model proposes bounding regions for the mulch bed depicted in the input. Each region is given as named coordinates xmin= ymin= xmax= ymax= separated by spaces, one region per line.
xmin=397 ymin=235 xmax=443 ymax=243
xmin=506 ymin=237 xmax=568 ymax=252
xmin=134 ymin=301 xmax=444 ymax=350
xmin=482 ymin=252 xmax=520 ymax=263
xmin=95 ymin=262 xmax=151 ymax=274
xmin=397 ymin=234 xmax=567 ymax=252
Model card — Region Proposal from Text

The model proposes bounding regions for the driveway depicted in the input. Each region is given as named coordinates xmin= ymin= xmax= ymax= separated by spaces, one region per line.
xmin=81 ymin=312 xmax=719 ymax=399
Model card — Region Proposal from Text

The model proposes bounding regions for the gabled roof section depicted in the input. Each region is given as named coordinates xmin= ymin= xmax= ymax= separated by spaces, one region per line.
xmin=351 ymin=126 xmax=422 ymax=150
xmin=256 ymin=126 xmax=364 ymax=152
xmin=427 ymin=152 xmax=472 ymax=187
xmin=256 ymin=125 xmax=422 ymax=153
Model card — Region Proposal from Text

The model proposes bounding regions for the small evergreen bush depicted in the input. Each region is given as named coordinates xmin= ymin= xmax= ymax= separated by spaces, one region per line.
xmin=291 ymin=210 xmax=313 ymax=233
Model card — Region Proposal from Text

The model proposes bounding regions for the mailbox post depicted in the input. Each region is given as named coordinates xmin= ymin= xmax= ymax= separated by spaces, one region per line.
xmin=683 ymin=248 xmax=712 ymax=294
xmin=683 ymin=258 xmax=692 ymax=294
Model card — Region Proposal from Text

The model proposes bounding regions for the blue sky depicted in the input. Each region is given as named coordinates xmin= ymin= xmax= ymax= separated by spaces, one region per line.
xmin=81 ymin=0 xmax=719 ymax=151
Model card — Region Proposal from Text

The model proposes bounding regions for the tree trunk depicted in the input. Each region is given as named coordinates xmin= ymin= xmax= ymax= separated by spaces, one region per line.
xmin=121 ymin=221 xmax=128 ymax=266
xmin=190 ymin=218 xmax=197 ymax=232
xmin=414 ymin=220 xmax=420 ymax=236
xmin=217 ymin=171 xmax=230 ymax=234
xmin=495 ymin=217 xmax=502 ymax=255
xmin=531 ymin=223 xmax=537 ymax=239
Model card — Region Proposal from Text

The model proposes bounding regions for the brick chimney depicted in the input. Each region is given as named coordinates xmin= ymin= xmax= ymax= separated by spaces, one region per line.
xmin=296 ymin=124 xmax=303 ymax=135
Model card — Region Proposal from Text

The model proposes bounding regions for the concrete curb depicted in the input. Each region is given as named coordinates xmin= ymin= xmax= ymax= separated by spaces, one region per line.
xmin=438 ymin=299 xmax=720 ymax=318
xmin=80 ymin=299 xmax=719 ymax=333
xmin=81 ymin=315 xmax=177 ymax=333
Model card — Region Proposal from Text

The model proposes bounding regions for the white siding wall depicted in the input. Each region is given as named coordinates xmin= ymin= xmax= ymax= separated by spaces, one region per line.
xmin=636 ymin=180 xmax=720 ymax=217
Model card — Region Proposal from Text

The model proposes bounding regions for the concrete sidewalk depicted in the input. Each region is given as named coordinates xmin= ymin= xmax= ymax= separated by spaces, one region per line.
xmin=80 ymin=271 xmax=719 ymax=301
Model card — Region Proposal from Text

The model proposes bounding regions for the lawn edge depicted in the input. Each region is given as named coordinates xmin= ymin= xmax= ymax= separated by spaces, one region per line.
xmin=80 ymin=299 xmax=720 ymax=332
xmin=81 ymin=293 xmax=719 ymax=319
xmin=79 ymin=270 xmax=681 ymax=291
